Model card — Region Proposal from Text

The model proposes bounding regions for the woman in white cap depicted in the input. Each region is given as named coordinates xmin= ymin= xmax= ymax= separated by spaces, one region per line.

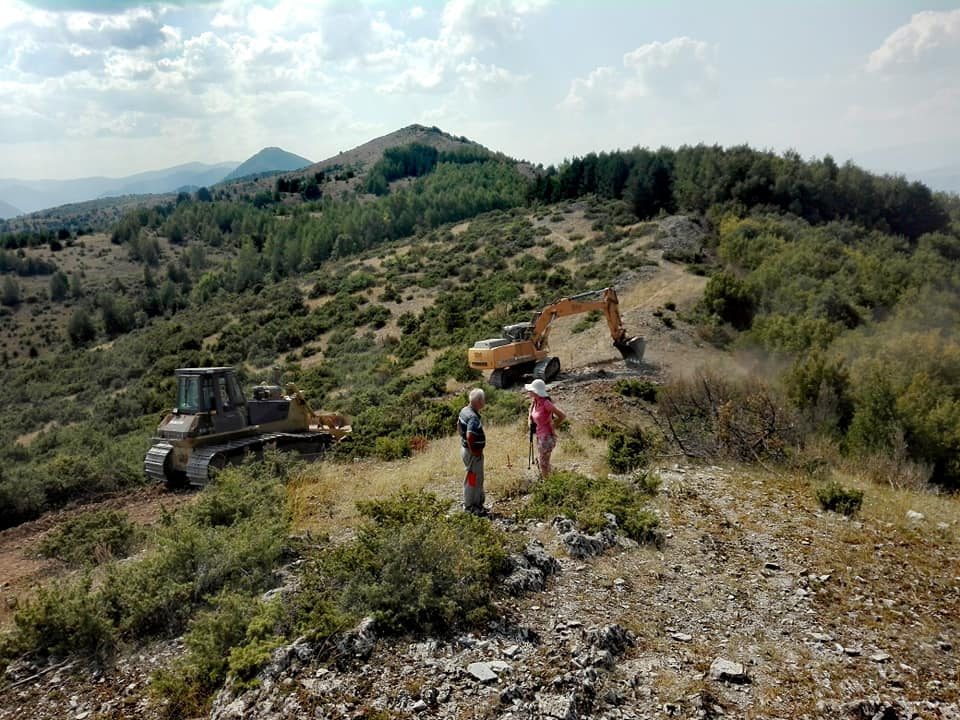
xmin=525 ymin=378 xmax=566 ymax=479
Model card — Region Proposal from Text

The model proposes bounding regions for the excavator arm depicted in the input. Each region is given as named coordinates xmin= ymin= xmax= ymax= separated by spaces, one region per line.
xmin=530 ymin=288 xmax=619 ymax=342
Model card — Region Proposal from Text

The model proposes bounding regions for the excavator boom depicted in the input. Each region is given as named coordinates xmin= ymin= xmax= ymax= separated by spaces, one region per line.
xmin=530 ymin=288 xmax=644 ymax=366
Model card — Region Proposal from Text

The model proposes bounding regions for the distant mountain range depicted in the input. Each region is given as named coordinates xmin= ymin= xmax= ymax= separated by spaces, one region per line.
xmin=0 ymin=199 xmax=22 ymax=220
xmin=0 ymin=162 xmax=238 ymax=215
xmin=0 ymin=146 xmax=314 ymax=216
xmin=223 ymin=147 xmax=312 ymax=182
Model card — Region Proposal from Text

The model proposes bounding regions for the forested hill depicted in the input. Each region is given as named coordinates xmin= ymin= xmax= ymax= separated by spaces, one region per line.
xmin=529 ymin=145 xmax=951 ymax=241
xmin=0 ymin=129 xmax=958 ymax=531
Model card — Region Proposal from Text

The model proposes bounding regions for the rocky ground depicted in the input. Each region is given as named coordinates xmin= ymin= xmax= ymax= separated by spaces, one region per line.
xmin=6 ymin=453 xmax=958 ymax=720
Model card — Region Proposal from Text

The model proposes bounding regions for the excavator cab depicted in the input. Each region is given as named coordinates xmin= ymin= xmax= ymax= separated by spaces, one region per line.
xmin=502 ymin=322 xmax=534 ymax=342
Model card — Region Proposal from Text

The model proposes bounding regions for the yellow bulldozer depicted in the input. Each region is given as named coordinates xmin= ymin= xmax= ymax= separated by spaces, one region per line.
xmin=467 ymin=287 xmax=645 ymax=388
xmin=144 ymin=366 xmax=350 ymax=487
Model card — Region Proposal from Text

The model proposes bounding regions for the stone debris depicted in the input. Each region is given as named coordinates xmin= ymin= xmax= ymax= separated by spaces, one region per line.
xmin=335 ymin=617 xmax=377 ymax=661
xmin=585 ymin=624 xmax=636 ymax=657
xmin=537 ymin=693 xmax=578 ymax=719
xmin=504 ymin=540 xmax=561 ymax=595
xmin=709 ymin=657 xmax=750 ymax=685
xmin=553 ymin=515 xmax=619 ymax=558
xmin=466 ymin=662 xmax=499 ymax=683
xmin=654 ymin=215 xmax=707 ymax=262
xmin=7 ymin=463 xmax=960 ymax=720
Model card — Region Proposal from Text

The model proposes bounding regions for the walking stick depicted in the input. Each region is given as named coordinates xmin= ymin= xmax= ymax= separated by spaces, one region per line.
xmin=527 ymin=419 xmax=536 ymax=470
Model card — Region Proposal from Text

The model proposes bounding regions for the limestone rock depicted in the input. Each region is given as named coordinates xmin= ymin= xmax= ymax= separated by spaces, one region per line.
xmin=467 ymin=662 xmax=498 ymax=683
xmin=538 ymin=692 xmax=578 ymax=720
xmin=709 ymin=657 xmax=750 ymax=684
xmin=336 ymin=616 xmax=377 ymax=661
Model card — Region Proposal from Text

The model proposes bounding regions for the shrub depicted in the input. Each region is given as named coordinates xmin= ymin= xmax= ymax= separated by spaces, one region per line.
xmin=701 ymin=272 xmax=756 ymax=330
xmin=1 ymin=468 xmax=289 ymax=663
xmin=323 ymin=489 xmax=510 ymax=634
xmin=815 ymin=481 xmax=863 ymax=516
xmin=607 ymin=428 xmax=650 ymax=473
xmin=151 ymin=592 xmax=260 ymax=718
xmin=656 ymin=370 xmax=799 ymax=463
xmin=431 ymin=347 xmax=480 ymax=383
xmin=39 ymin=509 xmax=138 ymax=567
xmin=374 ymin=436 xmax=411 ymax=461
xmin=613 ymin=379 xmax=658 ymax=402
xmin=571 ymin=310 xmax=602 ymax=334
xmin=523 ymin=470 xmax=660 ymax=544
xmin=587 ymin=420 xmax=620 ymax=440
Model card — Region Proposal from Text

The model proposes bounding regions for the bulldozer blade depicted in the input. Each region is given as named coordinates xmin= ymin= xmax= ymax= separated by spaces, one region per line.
xmin=614 ymin=336 xmax=645 ymax=367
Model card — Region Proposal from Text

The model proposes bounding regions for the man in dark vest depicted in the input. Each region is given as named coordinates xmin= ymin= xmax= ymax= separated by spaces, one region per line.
xmin=458 ymin=388 xmax=487 ymax=515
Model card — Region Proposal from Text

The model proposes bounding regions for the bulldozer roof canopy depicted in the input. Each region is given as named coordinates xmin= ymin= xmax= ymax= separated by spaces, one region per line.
xmin=174 ymin=367 xmax=235 ymax=375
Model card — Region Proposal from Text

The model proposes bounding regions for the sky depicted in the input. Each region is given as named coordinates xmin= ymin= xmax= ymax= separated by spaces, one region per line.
xmin=1 ymin=0 xmax=959 ymax=180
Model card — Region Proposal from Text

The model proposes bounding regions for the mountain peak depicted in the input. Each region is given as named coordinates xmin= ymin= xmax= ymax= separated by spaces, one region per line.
xmin=224 ymin=147 xmax=313 ymax=182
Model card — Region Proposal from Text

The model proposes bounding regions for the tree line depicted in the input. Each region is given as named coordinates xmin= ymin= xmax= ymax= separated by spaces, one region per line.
xmin=528 ymin=145 xmax=950 ymax=241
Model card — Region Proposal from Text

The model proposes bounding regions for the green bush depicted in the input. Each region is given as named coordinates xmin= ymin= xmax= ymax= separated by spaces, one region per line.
xmin=613 ymin=379 xmax=658 ymax=402
xmin=587 ymin=420 xmax=620 ymax=440
xmin=323 ymin=489 xmax=510 ymax=634
xmin=815 ymin=481 xmax=864 ymax=516
xmin=374 ymin=436 xmax=411 ymax=461
xmin=571 ymin=310 xmax=602 ymax=334
xmin=701 ymin=271 xmax=756 ymax=330
xmin=523 ymin=470 xmax=660 ymax=544
xmin=4 ymin=576 xmax=116 ymax=661
xmin=1 ymin=468 xmax=289 ymax=663
xmin=39 ymin=509 xmax=138 ymax=567
xmin=151 ymin=592 xmax=260 ymax=718
xmin=607 ymin=428 xmax=650 ymax=473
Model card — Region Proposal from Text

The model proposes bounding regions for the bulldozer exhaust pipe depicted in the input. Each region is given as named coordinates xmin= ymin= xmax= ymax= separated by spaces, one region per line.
xmin=614 ymin=336 xmax=645 ymax=368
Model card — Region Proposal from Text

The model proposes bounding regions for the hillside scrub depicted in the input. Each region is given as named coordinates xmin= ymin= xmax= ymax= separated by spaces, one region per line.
xmin=151 ymin=488 xmax=512 ymax=717
xmin=0 ymin=135 xmax=958 ymax=529
xmin=0 ymin=466 xmax=289 ymax=664
xmin=38 ymin=509 xmax=139 ymax=567
xmin=702 ymin=213 xmax=960 ymax=487
xmin=523 ymin=470 xmax=660 ymax=544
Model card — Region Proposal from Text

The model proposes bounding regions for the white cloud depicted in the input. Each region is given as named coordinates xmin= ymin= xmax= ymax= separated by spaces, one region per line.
xmin=377 ymin=0 xmax=545 ymax=95
xmin=408 ymin=6 xmax=425 ymax=21
xmin=867 ymin=9 xmax=960 ymax=73
xmin=561 ymin=37 xmax=716 ymax=111
xmin=439 ymin=0 xmax=547 ymax=55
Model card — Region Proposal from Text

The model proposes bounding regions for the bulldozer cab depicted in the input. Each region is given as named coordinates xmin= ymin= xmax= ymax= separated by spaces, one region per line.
xmin=174 ymin=368 xmax=248 ymax=433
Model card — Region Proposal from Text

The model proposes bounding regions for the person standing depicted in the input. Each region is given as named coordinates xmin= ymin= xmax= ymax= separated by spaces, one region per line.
xmin=525 ymin=378 xmax=566 ymax=479
xmin=458 ymin=388 xmax=487 ymax=514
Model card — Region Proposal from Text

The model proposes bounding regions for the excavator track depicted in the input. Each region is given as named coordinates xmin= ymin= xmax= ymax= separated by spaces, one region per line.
xmin=184 ymin=432 xmax=332 ymax=487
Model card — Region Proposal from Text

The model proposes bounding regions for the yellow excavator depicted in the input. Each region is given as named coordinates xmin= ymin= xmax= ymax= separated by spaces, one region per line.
xmin=467 ymin=287 xmax=645 ymax=388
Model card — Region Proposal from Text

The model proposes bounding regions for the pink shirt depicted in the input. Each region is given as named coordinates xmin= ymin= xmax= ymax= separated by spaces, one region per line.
xmin=530 ymin=397 xmax=557 ymax=438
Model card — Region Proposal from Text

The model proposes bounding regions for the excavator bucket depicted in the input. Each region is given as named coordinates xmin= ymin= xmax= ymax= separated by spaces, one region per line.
xmin=614 ymin=336 xmax=645 ymax=368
